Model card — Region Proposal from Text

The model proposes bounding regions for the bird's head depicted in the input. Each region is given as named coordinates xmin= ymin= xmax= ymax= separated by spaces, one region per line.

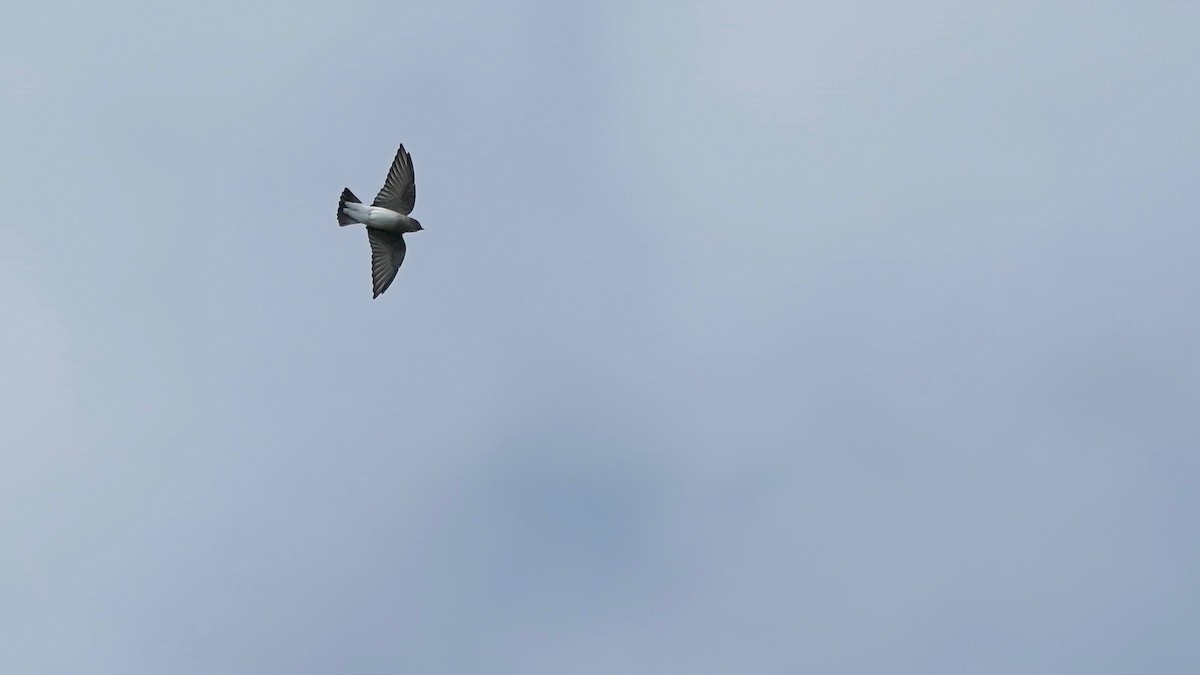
xmin=411 ymin=218 xmax=424 ymax=231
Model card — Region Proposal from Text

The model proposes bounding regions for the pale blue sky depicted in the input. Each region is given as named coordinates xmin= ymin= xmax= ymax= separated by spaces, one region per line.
xmin=3 ymin=1 xmax=1199 ymax=672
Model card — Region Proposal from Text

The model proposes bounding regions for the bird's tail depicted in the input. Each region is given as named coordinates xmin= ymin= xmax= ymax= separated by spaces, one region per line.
xmin=337 ymin=188 xmax=361 ymax=226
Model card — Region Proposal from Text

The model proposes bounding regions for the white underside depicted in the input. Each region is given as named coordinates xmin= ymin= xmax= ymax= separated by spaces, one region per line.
xmin=342 ymin=203 xmax=415 ymax=232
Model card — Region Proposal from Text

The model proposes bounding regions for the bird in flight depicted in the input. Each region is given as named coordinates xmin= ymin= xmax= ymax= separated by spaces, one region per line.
xmin=337 ymin=144 xmax=423 ymax=298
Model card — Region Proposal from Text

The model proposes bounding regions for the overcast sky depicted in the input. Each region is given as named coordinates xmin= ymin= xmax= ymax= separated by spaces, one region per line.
xmin=3 ymin=1 xmax=1199 ymax=672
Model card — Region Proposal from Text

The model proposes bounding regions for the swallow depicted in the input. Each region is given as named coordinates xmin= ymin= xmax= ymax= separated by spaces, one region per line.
xmin=337 ymin=144 xmax=423 ymax=298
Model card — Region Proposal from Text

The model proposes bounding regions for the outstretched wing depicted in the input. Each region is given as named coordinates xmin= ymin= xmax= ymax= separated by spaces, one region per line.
xmin=366 ymin=228 xmax=407 ymax=298
xmin=373 ymin=145 xmax=416 ymax=215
